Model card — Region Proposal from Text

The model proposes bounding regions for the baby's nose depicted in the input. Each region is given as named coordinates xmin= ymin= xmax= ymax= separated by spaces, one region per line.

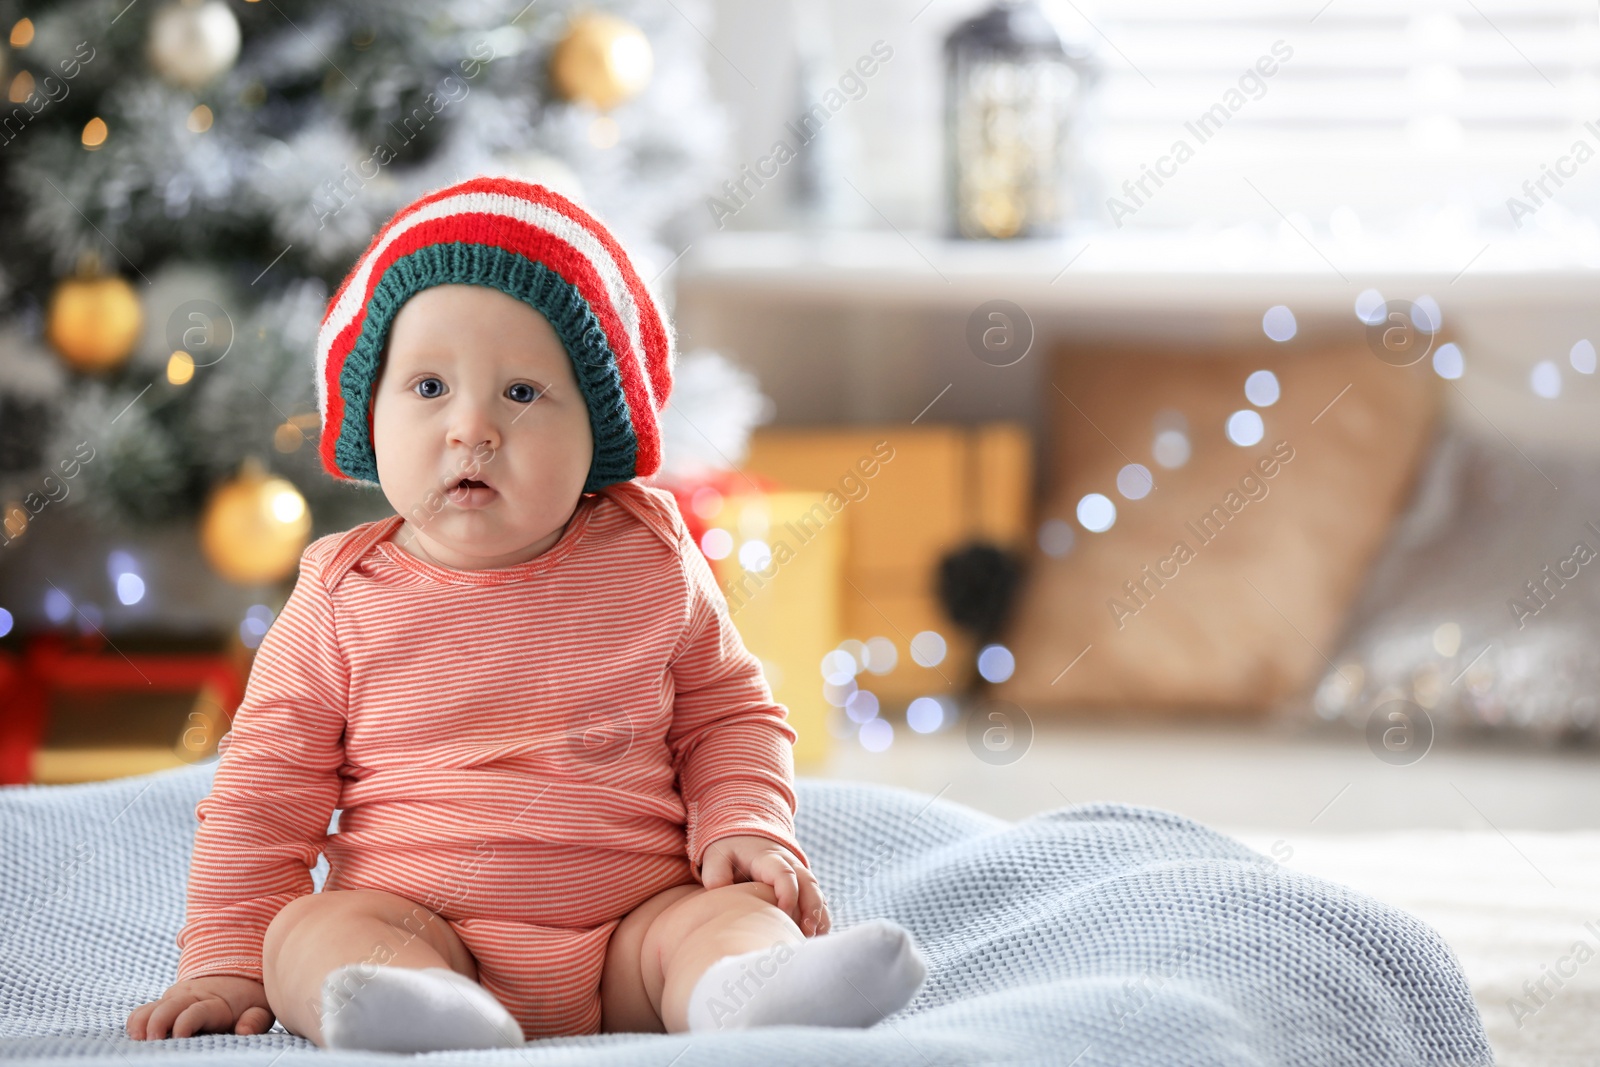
xmin=446 ymin=403 xmax=501 ymax=450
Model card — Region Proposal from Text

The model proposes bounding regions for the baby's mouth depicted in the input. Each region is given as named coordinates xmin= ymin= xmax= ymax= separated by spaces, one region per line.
xmin=444 ymin=475 xmax=496 ymax=504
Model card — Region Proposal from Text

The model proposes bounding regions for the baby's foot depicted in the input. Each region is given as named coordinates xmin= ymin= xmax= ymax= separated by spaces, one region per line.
xmin=320 ymin=964 xmax=524 ymax=1051
xmin=685 ymin=918 xmax=927 ymax=1031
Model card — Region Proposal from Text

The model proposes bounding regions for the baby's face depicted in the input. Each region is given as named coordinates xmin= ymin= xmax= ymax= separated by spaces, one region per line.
xmin=371 ymin=283 xmax=594 ymax=569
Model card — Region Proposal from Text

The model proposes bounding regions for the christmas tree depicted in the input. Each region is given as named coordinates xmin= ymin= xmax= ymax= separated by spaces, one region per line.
xmin=0 ymin=0 xmax=729 ymax=610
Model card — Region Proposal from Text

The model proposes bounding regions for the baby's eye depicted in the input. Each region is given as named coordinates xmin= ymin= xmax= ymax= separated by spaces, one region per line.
xmin=414 ymin=377 xmax=445 ymax=399
xmin=507 ymin=382 xmax=543 ymax=404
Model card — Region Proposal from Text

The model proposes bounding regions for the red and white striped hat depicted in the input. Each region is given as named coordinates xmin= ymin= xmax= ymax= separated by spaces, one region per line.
xmin=314 ymin=175 xmax=676 ymax=492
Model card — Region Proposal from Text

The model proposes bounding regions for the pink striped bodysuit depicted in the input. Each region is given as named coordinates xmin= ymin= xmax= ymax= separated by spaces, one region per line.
xmin=173 ymin=480 xmax=808 ymax=1038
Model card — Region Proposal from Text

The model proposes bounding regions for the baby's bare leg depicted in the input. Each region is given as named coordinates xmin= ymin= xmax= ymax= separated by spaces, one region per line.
xmin=603 ymin=882 xmax=927 ymax=1034
xmin=600 ymin=882 xmax=803 ymax=1033
xmin=261 ymin=888 xmax=479 ymax=1046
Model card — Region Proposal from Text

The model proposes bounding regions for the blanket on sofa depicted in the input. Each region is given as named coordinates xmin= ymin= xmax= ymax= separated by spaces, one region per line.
xmin=0 ymin=762 xmax=1490 ymax=1066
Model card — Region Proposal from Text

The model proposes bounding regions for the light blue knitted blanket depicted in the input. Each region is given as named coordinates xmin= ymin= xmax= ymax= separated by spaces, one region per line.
xmin=0 ymin=761 xmax=1490 ymax=1066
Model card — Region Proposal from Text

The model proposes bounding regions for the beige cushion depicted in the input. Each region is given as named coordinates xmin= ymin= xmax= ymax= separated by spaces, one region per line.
xmin=997 ymin=339 xmax=1441 ymax=716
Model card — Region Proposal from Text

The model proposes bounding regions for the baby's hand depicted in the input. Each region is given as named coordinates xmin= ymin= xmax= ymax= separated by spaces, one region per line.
xmin=698 ymin=834 xmax=831 ymax=937
xmin=125 ymin=975 xmax=275 ymax=1040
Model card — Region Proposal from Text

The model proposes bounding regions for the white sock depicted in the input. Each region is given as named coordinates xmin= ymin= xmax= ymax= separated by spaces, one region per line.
xmin=320 ymin=964 xmax=524 ymax=1052
xmin=685 ymin=918 xmax=927 ymax=1032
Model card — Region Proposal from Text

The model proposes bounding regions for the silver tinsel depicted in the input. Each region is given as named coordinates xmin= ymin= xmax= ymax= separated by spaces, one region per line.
xmin=40 ymin=379 xmax=191 ymax=527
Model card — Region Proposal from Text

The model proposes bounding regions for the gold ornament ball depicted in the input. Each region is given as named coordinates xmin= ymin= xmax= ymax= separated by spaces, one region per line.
xmin=46 ymin=273 xmax=143 ymax=373
xmin=199 ymin=461 xmax=312 ymax=585
xmin=549 ymin=13 xmax=653 ymax=111
xmin=147 ymin=0 xmax=241 ymax=91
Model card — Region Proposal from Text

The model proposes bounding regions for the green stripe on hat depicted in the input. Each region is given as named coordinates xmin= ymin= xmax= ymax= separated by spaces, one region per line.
xmin=333 ymin=242 xmax=639 ymax=493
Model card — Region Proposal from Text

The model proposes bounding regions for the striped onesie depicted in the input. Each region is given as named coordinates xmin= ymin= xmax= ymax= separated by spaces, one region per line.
xmin=174 ymin=480 xmax=808 ymax=1038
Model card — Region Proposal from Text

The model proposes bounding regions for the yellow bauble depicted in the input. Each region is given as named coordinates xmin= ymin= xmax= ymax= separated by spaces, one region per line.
xmin=46 ymin=272 xmax=143 ymax=373
xmin=549 ymin=13 xmax=653 ymax=111
xmin=199 ymin=458 xmax=312 ymax=585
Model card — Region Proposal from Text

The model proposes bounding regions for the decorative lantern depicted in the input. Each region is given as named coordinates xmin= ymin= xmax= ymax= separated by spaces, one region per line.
xmin=944 ymin=1 xmax=1096 ymax=240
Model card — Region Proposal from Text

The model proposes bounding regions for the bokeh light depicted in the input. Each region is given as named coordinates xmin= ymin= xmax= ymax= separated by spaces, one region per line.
xmin=1432 ymin=622 xmax=1461 ymax=658
xmin=1262 ymin=305 xmax=1297 ymax=342
xmin=910 ymin=630 xmax=947 ymax=667
xmin=821 ymin=649 xmax=858 ymax=685
xmin=690 ymin=486 xmax=723 ymax=519
xmin=270 ymin=488 xmax=305 ymax=524
xmin=110 ymin=553 xmax=143 ymax=604
xmin=1531 ymin=361 xmax=1562 ymax=399
xmin=0 ymin=607 xmax=12 ymax=638
xmin=837 ymin=638 xmax=868 ymax=672
xmin=167 ymin=351 xmax=195 ymax=385
xmin=1244 ymin=370 xmax=1280 ymax=407
xmin=240 ymin=604 xmax=275 ymax=650
xmin=700 ymin=528 xmax=732 ymax=559
xmin=1115 ymin=464 xmax=1153 ymax=501
xmin=1152 ymin=429 xmax=1191 ymax=469
xmin=864 ymin=636 xmax=897 ymax=674
xmin=738 ymin=502 xmax=769 ymax=538
xmin=1038 ymin=518 xmax=1075 ymax=557
xmin=1571 ymin=340 xmax=1596 ymax=375
xmin=738 ymin=539 xmax=772 ymax=571
xmin=1226 ymin=409 xmax=1265 ymax=447
xmin=823 ymin=677 xmax=858 ymax=707
xmin=1432 ymin=343 xmax=1464 ymax=380
xmin=845 ymin=688 xmax=880 ymax=724
xmin=1354 ymin=289 xmax=1386 ymax=325
xmin=977 ymin=644 xmax=1015 ymax=683
xmin=115 ymin=573 xmax=145 ymax=606
xmin=1411 ymin=295 xmax=1442 ymax=333
xmin=1076 ymin=493 xmax=1116 ymax=532
xmin=44 ymin=588 xmax=72 ymax=624
xmin=907 ymin=696 xmax=945 ymax=733
xmin=859 ymin=717 xmax=893 ymax=752
xmin=273 ymin=422 xmax=305 ymax=453
xmin=106 ymin=550 xmax=138 ymax=583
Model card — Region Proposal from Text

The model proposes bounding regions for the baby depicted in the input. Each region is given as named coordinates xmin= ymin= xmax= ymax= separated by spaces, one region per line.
xmin=124 ymin=176 xmax=927 ymax=1051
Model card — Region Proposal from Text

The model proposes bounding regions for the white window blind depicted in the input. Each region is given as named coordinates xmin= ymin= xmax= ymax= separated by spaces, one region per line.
xmin=1066 ymin=0 xmax=1600 ymax=229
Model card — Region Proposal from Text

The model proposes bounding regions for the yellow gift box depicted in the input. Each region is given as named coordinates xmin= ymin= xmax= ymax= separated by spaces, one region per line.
xmin=698 ymin=421 xmax=1032 ymax=764
xmin=738 ymin=424 xmax=1032 ymax=707
xmin=705 ymin=491 xmax=847 ymax=771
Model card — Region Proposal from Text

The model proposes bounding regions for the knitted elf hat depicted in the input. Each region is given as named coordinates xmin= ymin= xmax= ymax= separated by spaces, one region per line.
xmin=314 ymin=175 xmax=675 ymax=493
